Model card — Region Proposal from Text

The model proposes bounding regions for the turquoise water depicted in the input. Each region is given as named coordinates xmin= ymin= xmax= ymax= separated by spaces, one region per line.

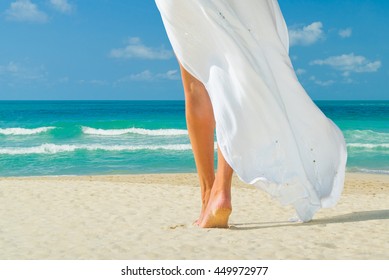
xmin=0 ymin=100 xmax=388 ymax=176
xmin=319 ymin=101 xmax=388 ymax=174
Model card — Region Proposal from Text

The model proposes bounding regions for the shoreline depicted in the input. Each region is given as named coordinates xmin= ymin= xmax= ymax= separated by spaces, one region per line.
xmin=1 ymin=172 xmax=388 ymax=193
xmin=1 ymin=170 xmax=388 ymax=179
xmin=0 ymin=172 xmax=388 ymax=259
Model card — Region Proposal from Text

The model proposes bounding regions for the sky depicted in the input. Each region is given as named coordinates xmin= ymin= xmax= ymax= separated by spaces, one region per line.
xmin=0 ymin=0 xmax=388 ymax=100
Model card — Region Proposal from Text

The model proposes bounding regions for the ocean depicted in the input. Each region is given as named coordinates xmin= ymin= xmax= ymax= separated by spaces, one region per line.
xmin=0 ymin=100 xmax=388 ymax=177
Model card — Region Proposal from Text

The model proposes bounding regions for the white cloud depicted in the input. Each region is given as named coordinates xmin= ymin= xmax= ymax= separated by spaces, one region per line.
xmin=343 ymin=77 xmax=354 ymax=84
xmin=339 ymin=28 xmax=352 ymax=38
xmin=50 ymin=0 xmax=73 ymax=14
xmin=5 ymin=0 xmax=48 ymax=23
xmin=116 ymin=70 xmax=180 ymax=83
xmin=296 ymin=68 xmax=306 ymax=76
xmin=0 ymin=62 xmax=19 ymax=74
xmin=78 ymin=79 xmax=109 ymax=86
xmin=128 ymin=70 xmax=154 ymax=81
xmin=0 ymin=61 xmax=47 ymax=83
xmin=57 ymin=76 xmax=69 ymax=83
xmin=311 ymin=53 xmax=381 ymax=76
xmin=289 ymin=22 xmax=324 ymax=46
xmin=157 ymin=70 xmax=180 ymax=80
xmin=110 ymin=37 xmax=173 ymax=60
xmin=309 ymin=76 xmax=335 ymax=87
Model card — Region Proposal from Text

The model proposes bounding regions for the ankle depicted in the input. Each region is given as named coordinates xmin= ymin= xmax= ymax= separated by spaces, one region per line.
xmin=211 ymin=187 xmax=231 ymax=200
xmin=213 ymin=176 xmax=232 ymax=192
xmin=210 ymin=186 xmax=232 ymax=209
xmin=201 ymin=192 xmax=210 ymax=206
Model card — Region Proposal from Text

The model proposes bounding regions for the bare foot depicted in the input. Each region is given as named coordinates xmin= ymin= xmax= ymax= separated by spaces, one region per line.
xmin=194 ymin=190 xmax=211 ymax=226
xmin=199 ymin=180 xmax=232 ymax=228
xmin=200 ymin=207 xmax=232 ymax=228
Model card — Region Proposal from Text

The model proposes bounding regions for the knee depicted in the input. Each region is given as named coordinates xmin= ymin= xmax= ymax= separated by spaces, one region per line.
xmin=180 ymin=67 xmax=214 ymax=121
xmin=185 ymin=93 xmax=215 ymax=123
xmin=185 ymin=79 xmax=205 ymax=99
xmin=180 ymin=64 xmax=206 ymax=99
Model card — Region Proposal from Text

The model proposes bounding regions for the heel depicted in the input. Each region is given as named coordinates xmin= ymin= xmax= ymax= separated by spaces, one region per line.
xmin=202 ymin=208 xmax=232 ymax=228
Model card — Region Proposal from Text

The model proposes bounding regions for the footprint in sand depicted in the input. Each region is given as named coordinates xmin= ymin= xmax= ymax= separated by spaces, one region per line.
xmin=168 ymin=224 xmax=186 ymax=230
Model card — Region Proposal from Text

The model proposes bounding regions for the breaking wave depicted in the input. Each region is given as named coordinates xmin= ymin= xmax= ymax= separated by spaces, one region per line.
xmin=0 ymin=127 xmax=55 ymax=135
xmin=81 ymin=126 xmax=188 ymax=136
xmin=0 ymin=143 xmax=193 ymax=155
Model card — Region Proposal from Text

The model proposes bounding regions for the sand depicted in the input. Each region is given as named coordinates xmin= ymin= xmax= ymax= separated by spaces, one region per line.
xmin=0 ymin=172 xmax=388 ymax=260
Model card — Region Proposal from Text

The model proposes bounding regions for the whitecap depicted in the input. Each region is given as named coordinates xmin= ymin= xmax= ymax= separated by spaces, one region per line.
xmin=349 ymin=168 xmax=389 ymax=175
xmin=347 ymin=143 xmax=389 ymax=149
xmin=81 ymin=126 xmax=188 ymax=136
xmin=0 ymin=143 xmax=193 ymax=155
xmin=0 ymin=127 xmax=55 ymax=135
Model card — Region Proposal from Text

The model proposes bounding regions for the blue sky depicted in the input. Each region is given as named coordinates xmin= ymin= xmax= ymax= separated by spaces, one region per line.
xmin=0 ymin=0 xmax=388 ymax=100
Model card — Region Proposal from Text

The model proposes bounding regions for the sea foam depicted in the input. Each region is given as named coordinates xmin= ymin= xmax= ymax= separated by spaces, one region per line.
xmin=0 ymin=127 xmax=55 ymax=135
xmin=344 ymin=130 xmax=388 ymax=141
xmin=347 ymin=143 xmax=389 ymax=149
xmin=0 ymin=143 xmax=193 ymax=155
xmin=82 ymin=126 xmax=188 ymax=136
xmin=354 ymin=168 xmax=389 ymax=174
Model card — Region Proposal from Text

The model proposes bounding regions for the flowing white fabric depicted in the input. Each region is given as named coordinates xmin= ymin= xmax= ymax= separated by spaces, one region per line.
xmin=155 ymin=0 xmax=347 ymax=221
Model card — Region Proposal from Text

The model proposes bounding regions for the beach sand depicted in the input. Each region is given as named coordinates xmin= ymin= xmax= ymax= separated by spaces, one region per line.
xmin=0 ymin=173 xmax=388 ymax=260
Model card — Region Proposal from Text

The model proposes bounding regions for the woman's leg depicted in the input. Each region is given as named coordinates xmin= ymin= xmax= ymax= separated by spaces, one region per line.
xmin=179 ymin=63 xmax=215 ymax=224
xmin=199 ymin=146 xmax=233 ymax=228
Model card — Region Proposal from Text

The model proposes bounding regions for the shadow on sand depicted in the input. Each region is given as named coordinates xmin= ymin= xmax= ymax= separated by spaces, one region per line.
xmin=230 ymin=209 xmax=389 ymax=230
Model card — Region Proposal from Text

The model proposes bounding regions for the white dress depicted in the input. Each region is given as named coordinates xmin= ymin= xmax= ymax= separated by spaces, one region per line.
xmin=155 ymin=0 xmax=347 ymax=221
